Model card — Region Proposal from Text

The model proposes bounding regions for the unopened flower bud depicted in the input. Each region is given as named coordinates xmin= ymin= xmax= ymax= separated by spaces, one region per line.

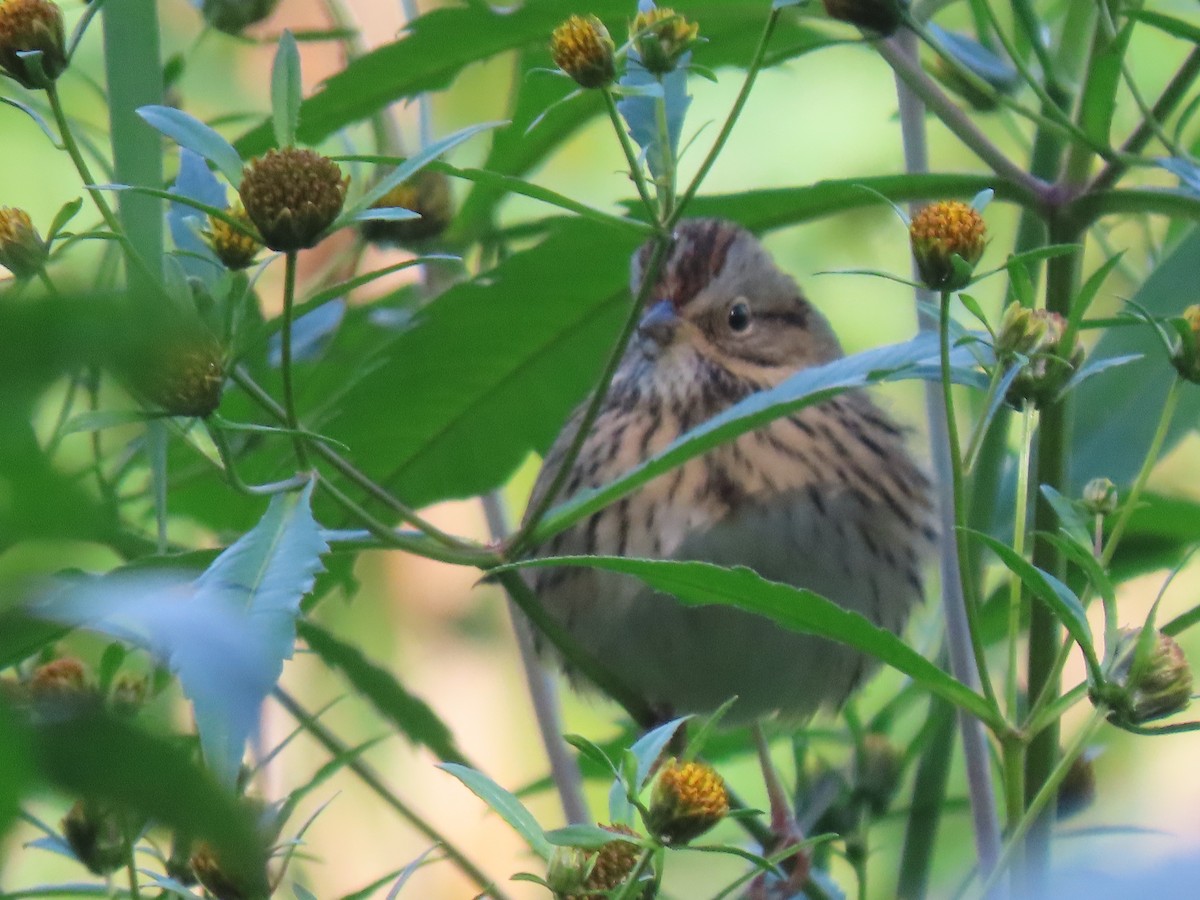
xmin=994 ymin=303 xmax=1047 ymax=359
xmin=61 ymin=801 xmax=129 ymax=876
xmin=854 ymin=733 xmax=902 ymax=816
xmin=821 ymin=0 xmax=903 ymax=36
xmin=646 ymin=759 xmax=728 ymax=845
xmin=238 ymin=148 xmax=348 ymax=252
xmin=1005 ymin=312 xmax=1083 ymax=409
xmin=630 ymin=7 xmax=699 ymax=75
xmin=1056 ymin=750 xmax=1097 ymax=819
xmin=1082 ymin=478 xmax=1118 ymax=517
xmin=909 ymin=199 xmax=986 ymax=292
xmin=201 ymin=0 xmax=279 ymax=35
xmin=360 ymin=168 xmax=453 ymax=247
xmin=0 ymin=0 xmax=66 ymax=89
xmin=1099 ymin=628 xmax=1193 ymax=725
xmin=190 ymin=840 xmax=268 ymax=900
xmin=0 ymin=206 xmax=47 ymax=279
xmin=135 ymin=333 xmax=224 ymax=418
xmin=204 ymin=205 xmax=261 ymax=271
xmin=1171 ymin=304 xmax=1200 ymax=384
xmin=547 ymin=824 xmax=642 ymax=900
xmin=550 ymin=14 xmax=615 ymax=89
xmin=110 ymin=674 xmax=147 ymax=717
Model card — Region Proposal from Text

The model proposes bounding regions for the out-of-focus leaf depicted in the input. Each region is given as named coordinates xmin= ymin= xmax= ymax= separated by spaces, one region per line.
xmin=1113 ymin=493 xmax=1200 ymax=586
xmin=0 ymin=700 xmax=33 ymax=838
xmin=168 ymin=148 xmax=227 ymax=281
xmin=1072 ymin=229 xmax=1200 ymax=488
xmin=271 ymin=31 xmax=302 ymax=149
xmin=501 ymin=557 xmax=1001 ymax=728
xmin=297 ymin=619 xmax=466 ymax=765
xmin=32 ymin=710 xmax=269 ymax=890
xmin=617 ymin=54 xmax=691 ymax=181
xmin=609 ymin=715 xmax=687 ymax=823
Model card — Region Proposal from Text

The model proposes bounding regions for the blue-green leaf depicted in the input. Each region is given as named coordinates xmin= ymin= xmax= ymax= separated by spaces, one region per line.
xmin=138 ymin=105 xmax=244 ymax=186
xmin=271 ymin=30 xmax=302 ymax=149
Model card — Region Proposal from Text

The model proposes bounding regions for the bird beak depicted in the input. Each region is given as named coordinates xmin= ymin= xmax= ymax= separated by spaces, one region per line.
xmin=637 ymin=299 xmax=679 ymax=346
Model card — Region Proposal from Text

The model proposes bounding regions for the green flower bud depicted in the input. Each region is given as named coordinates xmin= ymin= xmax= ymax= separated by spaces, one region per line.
xmin=1099 ymin=628 xmax=1193 ymax=726
xmin=201 ymin=0 xmax=279 ymax=36
xmin=854 ymin=733 xmax=902 ymax=816
xmin=1171 ymin=305 xmax=1200 ymax=384
xmin=822 ymin=0 xmax=904 ymax=36
xmin=1082 ymin=477 xmax=1118 ymax=517
xmin=630 ymin=7 xmax=699 ymax=75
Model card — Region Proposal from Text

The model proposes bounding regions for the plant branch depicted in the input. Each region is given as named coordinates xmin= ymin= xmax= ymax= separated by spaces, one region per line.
xmin=279 ymin=251 xmax=309 ymax=469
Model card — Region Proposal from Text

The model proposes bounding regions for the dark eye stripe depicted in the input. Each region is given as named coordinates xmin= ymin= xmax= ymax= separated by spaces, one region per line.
xmin=755 ymin=308 xmax=809 ymax=329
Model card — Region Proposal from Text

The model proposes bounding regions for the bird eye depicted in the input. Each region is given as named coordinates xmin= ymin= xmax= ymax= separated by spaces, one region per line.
xmin=728 ymin=300 xmax=752 ymax=333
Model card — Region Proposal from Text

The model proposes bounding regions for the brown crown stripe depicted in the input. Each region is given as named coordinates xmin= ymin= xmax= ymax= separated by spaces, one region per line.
xmin=636 ymin=219 xmax=740 ymax=309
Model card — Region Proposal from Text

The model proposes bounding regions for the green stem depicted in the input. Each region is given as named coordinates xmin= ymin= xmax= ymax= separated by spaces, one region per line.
xmin=1022 ymin=218 xmax=1083 ymax=885
xmin=1000 ymin=735 xmax=1025 ymax=889
xmin=279 ymin=251 xmax=309 ymax=469
xmin=1091 ymin=46 xmax=1200 ymax=192
xmin=508 ymin=237 xmax=670 ymax=554
xmin=653 ymin=92 xmax=676 ymax=219
xmin=669 ymin=8 xmax=780 ymax=227
xmin=939 ymin=292 xmax=998 ymax=709
xmin=1006 ymin=406 xmax=1036 ymax=721
xmin=875 ymin=33 xmax=1049 ymax=199
xmin=272 ymin=688 xmax=512 ymax=900
xmin=601 ymin=87 xmax=659 ymax=222
xmin=207 ymin=423 xmax=313 ymax=496
xmin=230 ymin=366 xmax=467 ymax=548
xmin=124 ymin=827 xmax=141 ymax=900
xmin=896 ymin=692 xmax=956 ymax=899
xmin=979 ymin=707 xmax=1106 ymax=899
xmin=1100 ymin=377 xmax=1183 ymax=567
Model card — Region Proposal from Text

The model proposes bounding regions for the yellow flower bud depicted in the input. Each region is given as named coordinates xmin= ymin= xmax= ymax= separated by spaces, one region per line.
xmin=0 ymin=0 xmax=66 ymax=89
xmin=645 ymin=759 xmax=728 ymax=845
xmin=238 ymin=148 xmax=348 ymax=252
xmin=909 ymin=199 xmax=987 ymax=292
xmin=630 ymin=7 xmax=699 ymax=75
xmin=204 ymin=205 xmax=261 ymax=271
xmin=0 ymin=206 xmax=47 ymax=280
xmin=550 ymin=14 xmax=615 ymax=89
xmin=360 ymin=168 xmax=453 ymax=247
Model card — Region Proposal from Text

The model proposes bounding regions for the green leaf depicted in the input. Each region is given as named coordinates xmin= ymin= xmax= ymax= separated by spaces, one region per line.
xmin=1072 ymin=229 xmax=1200 ymax=489
xmin=297 ymin=619 xmax=467 ymax=765
xmin=500 ymin=558 xmax=1002 ymax=729
xmin=1129 ymin=10 xmax=1200 ymax=45
xmin=438 ymin=763 xmax=553 ymax=860
xmin=1113 ymin=493 xmax=1200 ymax=585
xmin=271 ymin=30 xmax=302 ymax=148
xmin=138 ymin=105 xmax=244 ymax=186
xmin=319 ymin=218 xmax=638 ymax=509
xmin=1078 ymin=19 xmax=1133 ymax=148
xmin=0 ymin=699 xmax=33 ymax=838
xmin=545 ymin=823 xmax=641 ymax=849
xmin=967 ymin=531 xmax=1102 ymax=680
